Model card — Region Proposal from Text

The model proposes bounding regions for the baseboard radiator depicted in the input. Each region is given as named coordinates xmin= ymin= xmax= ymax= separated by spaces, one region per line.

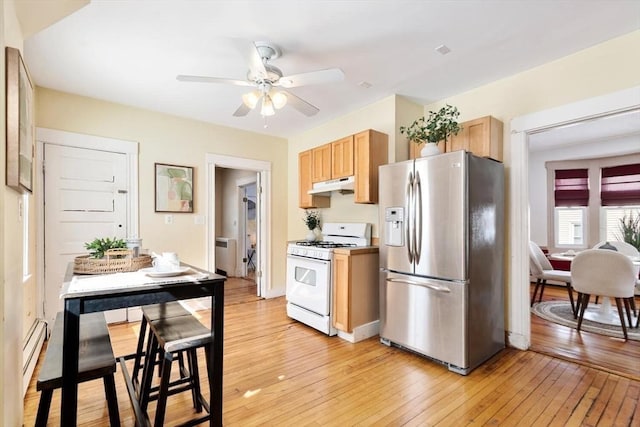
xmin=23 ymin=319 xmax=47 ymax=397
xmin=215 ymin=237 xmax=237 ymax=276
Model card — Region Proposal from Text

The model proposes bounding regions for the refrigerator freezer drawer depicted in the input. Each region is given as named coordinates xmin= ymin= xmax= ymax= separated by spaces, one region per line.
xmin=380 ymin=272 xmax=467 ymax=371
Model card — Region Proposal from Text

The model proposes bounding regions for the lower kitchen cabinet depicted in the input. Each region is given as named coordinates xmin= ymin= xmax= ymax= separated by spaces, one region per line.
xmin=332 ymin=248 xmax=379 ymax=333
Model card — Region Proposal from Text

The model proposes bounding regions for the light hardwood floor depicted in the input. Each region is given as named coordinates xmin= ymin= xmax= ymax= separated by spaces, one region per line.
xmin=530 ymin=283 xmax=640 ymax=381
xmin=23 ymin=278 xmax=640 ymax=426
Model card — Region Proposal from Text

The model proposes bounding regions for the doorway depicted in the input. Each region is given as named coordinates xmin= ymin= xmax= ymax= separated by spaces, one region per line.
xmin=206 ymin=153 xmax=271 ymax=298
xmin=508 ymin=86 xmax=640 ymax=350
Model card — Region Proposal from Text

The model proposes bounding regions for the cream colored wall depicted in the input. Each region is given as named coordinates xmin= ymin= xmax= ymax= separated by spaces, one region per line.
xmin=287 ymin=95 xmax=397 ymax=240
xmin=422 ymin=30 xmax=640 ymax=334
xmin=35 ymin=87 xmax=289 ymax=291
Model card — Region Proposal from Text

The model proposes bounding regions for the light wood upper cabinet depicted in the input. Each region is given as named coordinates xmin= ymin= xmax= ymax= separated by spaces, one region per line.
xmin=447 ymin=116 xmax=503 ymax=161
xmin=311 ymin=144 xmax=332 ymax=183
xmin=354 ymin=129 xmax=388 ymax=204
xmin=299 ymin=129 xmax=388 ymax=206
xmin=409 ymin=116 xmax=503 ymax=161
xmin=332 ymin=248 xmax=379 ymax=333
xmin=331 ymin=136 xmax=354 ymax=179
xmin=298 ymin=149 xmax=330 ymax=209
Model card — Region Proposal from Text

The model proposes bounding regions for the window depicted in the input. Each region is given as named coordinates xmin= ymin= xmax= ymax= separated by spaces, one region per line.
xmin=22 ymin=194 xmax=30 ymax=279
xmin=603 ymin=207 xmax=640 ymax=241
xmin=553 ymin=169 xmax=588 ymax=247
xmin=600 ymin=163 xmax=640 ymax=243
xmin=555 ymin=207 xmax=585 ymax=246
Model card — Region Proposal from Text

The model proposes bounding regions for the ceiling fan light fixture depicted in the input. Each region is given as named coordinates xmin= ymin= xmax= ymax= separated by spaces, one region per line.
xmin=242 ymin=90 xmax=261 ymax=109
xmin=261 ymin=95 xmax=275 ymax=116
xmin=271 ymin=91 xmax=287 ymax=109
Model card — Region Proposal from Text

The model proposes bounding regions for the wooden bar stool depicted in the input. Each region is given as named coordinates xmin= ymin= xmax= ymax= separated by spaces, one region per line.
xmin=139 ymin=314 xmax=213 ymax=426
xmin=132 ymin=302 xmax=191 ymax=393
xmin=36 ymin=312 xmax=120 ymax=427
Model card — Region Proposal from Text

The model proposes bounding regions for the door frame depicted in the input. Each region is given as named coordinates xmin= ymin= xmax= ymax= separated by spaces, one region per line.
xmin=508 ymin=85 xmax=640 ymax=350
xmin=35 ymin=127 xmax=139 ymax=319
xmin=206 ymin=153 xmax=271 ymax=297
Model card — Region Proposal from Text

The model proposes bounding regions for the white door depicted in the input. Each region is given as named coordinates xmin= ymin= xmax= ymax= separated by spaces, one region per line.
xmin=43 ymin=144 xmax=129 ymax=325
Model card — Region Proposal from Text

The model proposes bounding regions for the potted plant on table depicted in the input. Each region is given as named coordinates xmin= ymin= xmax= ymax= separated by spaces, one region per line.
xmin=303 ymin=210 xmax=321 ymax=242
xmin=400 ymin=104 xmax=462 ymax=157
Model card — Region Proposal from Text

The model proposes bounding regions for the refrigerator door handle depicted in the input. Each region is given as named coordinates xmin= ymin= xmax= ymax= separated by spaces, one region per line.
xmin=414 ymin=170 xmax=422 ymax=264
xmin=406 ymin=171 xmax=414 ymax=263
xmin=386 ymin=278 xmax=451 ymax=293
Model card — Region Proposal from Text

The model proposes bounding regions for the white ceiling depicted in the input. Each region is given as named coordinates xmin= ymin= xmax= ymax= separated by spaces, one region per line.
xmin=23 ymin=1 xmax=640 ymax=139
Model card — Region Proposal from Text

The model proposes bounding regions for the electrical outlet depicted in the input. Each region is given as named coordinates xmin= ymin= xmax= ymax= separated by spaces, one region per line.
xmin=165 ymin=214 xmax=173 ymax=225
xmin=194 ymin=215 xmax=205 ymax=225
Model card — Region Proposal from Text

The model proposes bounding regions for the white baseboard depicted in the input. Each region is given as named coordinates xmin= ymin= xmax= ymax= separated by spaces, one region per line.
xmin=337 ymin=320 xmax=380 ymax=343
xmin=507 ymin=331 xmax=529 ymax=350
xmin=23 ymin=320 xmax=47 ymax=397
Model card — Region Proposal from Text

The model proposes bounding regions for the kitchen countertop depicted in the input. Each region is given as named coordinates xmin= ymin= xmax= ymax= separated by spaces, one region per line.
xmin=334 ymin=246 xmax=379 ymax=255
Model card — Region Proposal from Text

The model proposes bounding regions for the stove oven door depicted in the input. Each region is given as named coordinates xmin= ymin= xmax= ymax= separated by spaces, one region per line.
xmin=286 ymin=254 xmax=331 ymax=315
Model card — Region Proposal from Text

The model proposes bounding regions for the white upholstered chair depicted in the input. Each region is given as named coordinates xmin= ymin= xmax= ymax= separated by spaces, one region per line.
xmin=593 ymin=240 xmax=639 ymax=257
xmin=592 ymin=240 xmax=640 ymax=299
xmin=529 ymin=241 xmax=576 ymax=316
xmin=571 ymin=249 xmax=636 ymax=340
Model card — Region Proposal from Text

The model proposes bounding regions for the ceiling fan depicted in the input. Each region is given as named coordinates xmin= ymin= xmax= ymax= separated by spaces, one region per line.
xmin=177 ymin=41 xmax=345 ymax=118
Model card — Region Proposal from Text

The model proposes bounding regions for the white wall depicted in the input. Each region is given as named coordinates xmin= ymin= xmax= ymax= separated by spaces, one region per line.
xmin=528 ymin=135 xmax=640 ymax=246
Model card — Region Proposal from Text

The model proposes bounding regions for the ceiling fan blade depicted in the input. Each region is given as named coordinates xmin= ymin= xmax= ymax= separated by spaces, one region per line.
xmin=282 ymin=90 xmax=319 ymax=117
xmin=233 ymin=102 xmax=252 ymax=117
xmin=233 ymin=39 xmax=268 ymax=81
xmin=278 ymin=68 xmax=344 ymax=88
xmin=176 ymin=75 xmax=254 ymax=87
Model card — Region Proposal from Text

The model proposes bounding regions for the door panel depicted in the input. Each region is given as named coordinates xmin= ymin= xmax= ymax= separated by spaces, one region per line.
xmin=380 ymin=271 xmax=467 ymax=369
xmin=44 ymin=144 xmax=128 ymax=325
xmin=379 ymin=160 xmax=414 ymax=275
xmin=414 ymin=151 xmax=467 ymax=280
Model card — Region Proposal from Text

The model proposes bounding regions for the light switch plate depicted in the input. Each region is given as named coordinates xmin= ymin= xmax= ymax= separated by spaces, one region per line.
xmin=165 ymin=214 xmax=173 ymax=224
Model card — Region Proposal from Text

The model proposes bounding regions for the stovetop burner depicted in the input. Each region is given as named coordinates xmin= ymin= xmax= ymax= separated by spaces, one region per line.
xmin=295 ymin=241 xmax=357 ymax=248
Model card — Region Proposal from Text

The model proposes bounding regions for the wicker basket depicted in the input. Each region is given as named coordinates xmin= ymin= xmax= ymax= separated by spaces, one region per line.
xmin=73 ymin=248 xmax=152 ymax=275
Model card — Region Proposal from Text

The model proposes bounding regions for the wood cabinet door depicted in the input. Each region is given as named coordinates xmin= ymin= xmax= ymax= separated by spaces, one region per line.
xmin=354 ymin=130 xmax=388 ymax=203
xmin=298 ymin=150 xmax=313 ymax=208
xmin=311 ymin=144 xmax=332 ymax=182
xmin=299 ymin=150 xmax=329 ymax=208
xmin=331 ymin=136 xmax=354 ymax=179
xmin=332 ymin=252 xmax=351 ymax=332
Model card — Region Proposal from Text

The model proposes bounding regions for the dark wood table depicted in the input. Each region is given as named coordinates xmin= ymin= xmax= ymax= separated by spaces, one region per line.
xmin=59 ymin=263 xmax=225 ymax=426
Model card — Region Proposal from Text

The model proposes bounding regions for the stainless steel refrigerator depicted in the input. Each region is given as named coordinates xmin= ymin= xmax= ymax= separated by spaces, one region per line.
xmin=378 ymin=150 xmax=504 ymax=375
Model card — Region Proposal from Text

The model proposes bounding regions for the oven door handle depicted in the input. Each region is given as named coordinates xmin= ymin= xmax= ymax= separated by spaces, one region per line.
xmin=286 ymin=254 xmax=331 ymax=265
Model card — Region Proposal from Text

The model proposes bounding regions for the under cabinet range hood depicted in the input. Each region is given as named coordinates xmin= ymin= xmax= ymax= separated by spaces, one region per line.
xmin=307 ymin=176 xmax=355 ymax=196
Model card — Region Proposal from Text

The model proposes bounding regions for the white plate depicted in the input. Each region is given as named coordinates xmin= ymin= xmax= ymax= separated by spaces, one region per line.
xmin=139 ymin=267 xmax=191 ymax=277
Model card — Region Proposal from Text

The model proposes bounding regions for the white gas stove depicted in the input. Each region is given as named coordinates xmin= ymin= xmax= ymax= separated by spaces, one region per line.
xmin=286 ymin=222 xmax=371 ymax=335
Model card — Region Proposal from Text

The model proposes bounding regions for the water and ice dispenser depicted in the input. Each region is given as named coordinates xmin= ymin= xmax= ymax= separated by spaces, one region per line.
xmin=384 ymin=207 xmax=404 ymax=246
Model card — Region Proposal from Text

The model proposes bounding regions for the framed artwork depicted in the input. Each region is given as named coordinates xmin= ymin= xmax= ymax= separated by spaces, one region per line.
xmin=5 ymin=47 xmax=34 ymax=193
xmin=155 ymin=163 xmax=194 ymax=213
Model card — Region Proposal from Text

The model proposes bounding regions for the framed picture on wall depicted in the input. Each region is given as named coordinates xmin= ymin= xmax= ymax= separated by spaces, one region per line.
xmin=155 ymin=163 xmax=194 ymax=213
xmin=5 ymin=47 xmax=34 ymax=193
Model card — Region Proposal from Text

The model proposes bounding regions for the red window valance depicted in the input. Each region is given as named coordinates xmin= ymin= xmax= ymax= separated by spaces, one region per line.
xmin=601 ymin=163 xmax=640 ymax=206
xmin=554 ymin=169 xmax=589 ymax=207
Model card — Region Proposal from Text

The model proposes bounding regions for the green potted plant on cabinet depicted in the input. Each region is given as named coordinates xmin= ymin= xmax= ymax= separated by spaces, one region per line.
xmin=400 ymin=104 xmax=462 ymax=157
